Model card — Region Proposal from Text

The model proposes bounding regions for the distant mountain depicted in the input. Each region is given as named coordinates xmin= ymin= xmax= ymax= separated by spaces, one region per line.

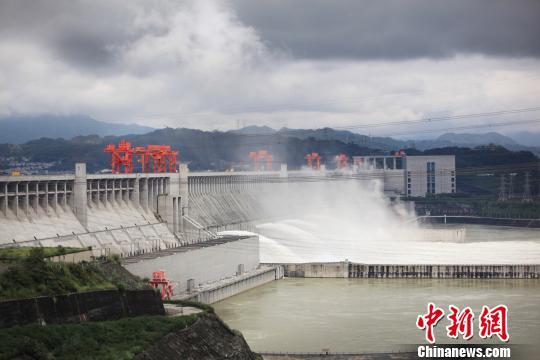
xmin=410 ymin=132 xmax=539 ymax=154
xmin=436 ymin=132 xmax=517 ymax=146
xmin=274 ymin=128 xmax=539 ymax=153
xmin=231 ymin=127 xmax=539 ymax=154
xmin=0 ymin=115 xmax=155 ymax=144
xmin=229 ymin=125 xmax=276 ymax=135
xmin=1 ymin=129 xmax=537 ymax=197
xmin=0 ymin=128 xmax=382 ymax=173
xmin=508 ymin=131 xmax=540 ymax=147
xmin=276 ymin=127 xmax=405 ymax=151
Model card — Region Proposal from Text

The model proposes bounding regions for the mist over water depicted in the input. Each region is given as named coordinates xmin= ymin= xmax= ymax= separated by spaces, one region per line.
xmin=241 ymin=178 xmax=540 ymax=264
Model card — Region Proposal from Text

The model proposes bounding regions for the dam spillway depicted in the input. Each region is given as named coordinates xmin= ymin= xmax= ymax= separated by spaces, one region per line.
xmin=1 ymin=161 xmax=539 ymax=303
xmin=1 ymin=165 xmax=539 ymax=265
xmin=0 ymin=165 xmax=282 ymax=253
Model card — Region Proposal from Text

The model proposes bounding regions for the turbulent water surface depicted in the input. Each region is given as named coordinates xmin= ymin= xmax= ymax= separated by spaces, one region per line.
xmin=256 ymin=223 xmax=540 ymax=264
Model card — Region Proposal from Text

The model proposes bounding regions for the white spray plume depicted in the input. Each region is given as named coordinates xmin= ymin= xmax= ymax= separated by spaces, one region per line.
xmin=234 ymin=177 xmax=540 ymax=265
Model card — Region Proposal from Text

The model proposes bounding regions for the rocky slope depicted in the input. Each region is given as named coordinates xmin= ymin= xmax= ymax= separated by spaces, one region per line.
xmin=136 ymin=313 xmax=261 ymax=360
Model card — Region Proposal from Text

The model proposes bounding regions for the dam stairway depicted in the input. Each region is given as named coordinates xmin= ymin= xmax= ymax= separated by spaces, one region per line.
xmin=183 ymin=215 xmax=218 ymax=239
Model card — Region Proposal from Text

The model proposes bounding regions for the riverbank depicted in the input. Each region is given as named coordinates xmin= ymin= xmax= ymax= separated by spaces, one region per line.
xmin=0 ymin=247 xmax=262 ymax=359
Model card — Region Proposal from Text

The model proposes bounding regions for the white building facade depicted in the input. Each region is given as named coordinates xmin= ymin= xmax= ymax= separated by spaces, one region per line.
xmin=352 ymin=155 xmax=456 ymax=197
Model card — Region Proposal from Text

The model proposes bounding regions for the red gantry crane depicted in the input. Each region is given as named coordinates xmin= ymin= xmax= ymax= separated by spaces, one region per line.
xmin=305 ymin=152 xmax=322 ymax=170
xmin=104 ymin=141 xmax=178 ymax=173
xmin=104 ymin=140 xmax=135 ymax=174
xmin=249 ymin=150 xmax=273 ymax=171
xmin=148 ymin=270 xmax=174 ymax=300
xmin=334 ymin=154 xmax=349 ymax=169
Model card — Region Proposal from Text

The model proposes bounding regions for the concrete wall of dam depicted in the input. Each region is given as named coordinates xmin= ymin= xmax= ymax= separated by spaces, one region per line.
xmin=0 ymin=163 xmax=284 ymax=252
xmin=1 ymin=157 xmax=457 ymax=257
xmin=269 ymin=262 xmax=540 ymax=279
xmin=0 ymin=164 xmax=181 ymax=251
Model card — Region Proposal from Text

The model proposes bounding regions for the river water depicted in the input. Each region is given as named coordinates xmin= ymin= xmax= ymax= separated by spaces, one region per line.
xmin=215 ymin=225 xmax=540 ymax=353
xmin=214 ymin=278 xmax=540 ymax=353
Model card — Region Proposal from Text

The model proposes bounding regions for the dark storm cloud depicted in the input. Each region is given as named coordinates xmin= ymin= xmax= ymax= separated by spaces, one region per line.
xmin=0 ymin=0 xmax=148 ymax=69
xmin=2 ymin=0 xmax=539 ymax=68
xmin=53 ymin=32 xmax=117 ymax=68
xmin=231 ymin=0 xmax=540 ymax=59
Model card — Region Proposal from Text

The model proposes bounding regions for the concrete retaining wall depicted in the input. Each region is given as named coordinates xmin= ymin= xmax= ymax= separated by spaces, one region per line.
xmin=348 ymin=264 xmax=540 ymax=278
xmin=0 ymin=289 xmax=165 ymax=328
xmin=48 ymin=249 xmax=94 ymax=263
xmin=194 ymin=266 xmax=282 ymax=304
xmin=276 ymin=262 xmax=349 ymax=278
xmin=419 ymin=215 xmax=540 ymax=228
xmin=124 ymin=236 xmax=260 ymax=293
xmin=266 ymin=262 xmax=540 ymax=279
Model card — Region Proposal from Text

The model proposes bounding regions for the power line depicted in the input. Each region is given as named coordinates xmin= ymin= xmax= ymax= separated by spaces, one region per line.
xmin=374 ymin=118 xmax=540 ymax=137
xmin=164 ymin=106 xmax=540 ymax=144
xmin=334 ymin=106 xmax=540 ymax=130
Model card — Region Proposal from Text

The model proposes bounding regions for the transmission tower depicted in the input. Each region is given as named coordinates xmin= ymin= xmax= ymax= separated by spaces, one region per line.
xmin=523 ymin=172 xmax=532 ymax=203
xmin=498 ymin=174 xmax=507 ymax=201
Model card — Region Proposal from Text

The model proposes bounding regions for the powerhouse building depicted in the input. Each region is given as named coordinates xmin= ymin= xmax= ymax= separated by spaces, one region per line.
xmin=352 ymin=155 xmax=456 ymax=197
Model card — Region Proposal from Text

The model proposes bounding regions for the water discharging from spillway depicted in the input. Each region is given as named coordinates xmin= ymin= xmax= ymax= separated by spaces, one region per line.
xmin=220 ymin=178 xmax=540 ymax=264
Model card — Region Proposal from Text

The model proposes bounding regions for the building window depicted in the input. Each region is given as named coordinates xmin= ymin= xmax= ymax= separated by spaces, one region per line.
xmin=426 ymin=161 xmax=436 ymax=194
xmin=408 ymin=183 xmax=411 ymax=188
xmin=408 ymin=190 xmax=411 ymax=195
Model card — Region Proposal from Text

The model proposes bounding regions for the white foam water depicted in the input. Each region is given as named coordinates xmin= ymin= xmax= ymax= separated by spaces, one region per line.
xmin=221 ymin=179 xmax=540 ymax=265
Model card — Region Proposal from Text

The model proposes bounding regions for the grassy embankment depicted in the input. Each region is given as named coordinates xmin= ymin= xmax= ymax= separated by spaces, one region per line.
xmin=0 ymin=313 xmax=200 ymax=359
xmin=0 ymin=248 xmax=213 ymax=359
xmin=0 ymin=246 xmax=85 ymax=260
xmin=0 ymin=247 xmax=116 ymax=301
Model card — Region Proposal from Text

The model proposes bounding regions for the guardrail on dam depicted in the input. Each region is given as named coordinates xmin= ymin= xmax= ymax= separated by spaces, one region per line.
xmin=267 ymin=262 xmax=540 ymax=279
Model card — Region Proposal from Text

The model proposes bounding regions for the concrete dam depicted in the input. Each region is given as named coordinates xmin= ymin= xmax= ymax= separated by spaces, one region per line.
xmin=0 ymin=164 xmax=286 ymax=254
xmin=1 ymin=162 xmax=539 ymax=303
xmin=0 ymin=163 xmax=307 ymax=302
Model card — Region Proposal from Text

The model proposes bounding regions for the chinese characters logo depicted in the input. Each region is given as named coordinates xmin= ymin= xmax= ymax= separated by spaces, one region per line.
xmin=416 ymin=303 xmax=509 ymax=343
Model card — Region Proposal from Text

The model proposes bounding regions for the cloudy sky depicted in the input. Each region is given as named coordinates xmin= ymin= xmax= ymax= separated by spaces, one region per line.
xmin=1 ymin=0 xmax=540 ymax=137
